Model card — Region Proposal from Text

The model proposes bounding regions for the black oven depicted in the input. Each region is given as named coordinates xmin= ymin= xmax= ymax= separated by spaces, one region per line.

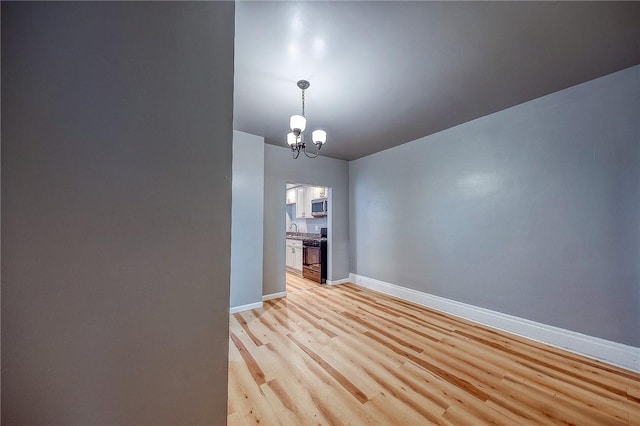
xmin=302 ymin=239 xmax=327 ymax=283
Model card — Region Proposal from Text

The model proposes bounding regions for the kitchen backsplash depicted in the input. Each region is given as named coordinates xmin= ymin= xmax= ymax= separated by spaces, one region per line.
xmin=286 ymin=204 xmax=327 ymax=233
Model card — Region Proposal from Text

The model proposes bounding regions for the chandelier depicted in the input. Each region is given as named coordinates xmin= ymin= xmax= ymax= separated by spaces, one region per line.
xmin=286 ymin=80 xmax=326 ymax=159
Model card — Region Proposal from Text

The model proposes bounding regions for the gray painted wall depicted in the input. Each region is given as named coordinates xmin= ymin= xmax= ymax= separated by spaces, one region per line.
xmin=230 ymin=131 xmax=265 ymax=309
xmin=264 ymin=144 xmax=349 ymax=295
xmin=350 ymin=66 xmax=639 ymax=346
xmin=1 ymin=2 xmax=235 ymax=424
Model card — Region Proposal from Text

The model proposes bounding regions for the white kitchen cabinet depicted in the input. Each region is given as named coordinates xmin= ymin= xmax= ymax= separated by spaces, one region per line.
xmin=294 ymin=186 xmax=327 ymax=219
xmin=309 ymin=186 xmax=327 ymax=200
xmin=295 ymin=187 xmax=308 ymax=218
xmin=286 ymin=188 xmax=297 ymax=205
xmin=285 ymin=239 xmax=303 ymax=271
xmin=295 ymin=185 xmax=328 ymax=219
xmin=293 ymin=246 xmax=302 ymax=271
xmin=285 ymin=240 xmax=295 ymax=268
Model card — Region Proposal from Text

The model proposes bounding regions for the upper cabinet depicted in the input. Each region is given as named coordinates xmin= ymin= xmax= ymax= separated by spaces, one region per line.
xmin=295 ymin=186 xmax=308 ymax=218
xmin=309 ymin=186 xmax=327 ymax=200
xmin=294 ymin=185 xmax=328 ymax=219
xmin=286 ymin=188 xmax=297 ymax=205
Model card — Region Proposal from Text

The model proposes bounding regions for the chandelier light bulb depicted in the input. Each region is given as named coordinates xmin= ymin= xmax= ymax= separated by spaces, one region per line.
xmin=290 ymin=115 xmax=306 ymax=133
xmin=287 ymin=132 xmax=297 ymax=146
xmin=312 ymin=129 xmax=327 ymax=145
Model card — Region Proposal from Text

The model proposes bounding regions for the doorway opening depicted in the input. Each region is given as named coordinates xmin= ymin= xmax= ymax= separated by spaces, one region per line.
xmin=285 ymin=182 xmax=330 ymax=294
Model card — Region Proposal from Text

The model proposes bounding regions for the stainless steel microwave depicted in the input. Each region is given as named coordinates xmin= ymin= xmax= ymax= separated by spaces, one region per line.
xmin=311 ymin=198 xmax=328 ymax=217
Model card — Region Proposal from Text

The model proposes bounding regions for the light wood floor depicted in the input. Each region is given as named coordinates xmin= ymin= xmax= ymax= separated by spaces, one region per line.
xmin=228 ymin=275 xmax=640 ymax=425
xmin=286 ymin=271 xmax=320 ymax=294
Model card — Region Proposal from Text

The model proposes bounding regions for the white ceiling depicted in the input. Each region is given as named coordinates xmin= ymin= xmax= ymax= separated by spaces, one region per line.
xmin=233 ymin=1 xmax=640 ymax=161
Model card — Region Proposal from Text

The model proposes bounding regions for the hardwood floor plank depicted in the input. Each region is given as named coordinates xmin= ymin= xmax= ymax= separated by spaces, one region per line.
xmin=507 ymin=370 xmax=632 ymax=424
xmin=380 ymin=360 xmax=452 ymax=411
xmin=453 ymin=328 xmax=632 ymax=398
xmin=444 ymin=333 xmax=637 ymax=423
xmin=340 ymin=311 xmax=424 ymax=353
xmin=313 ymin=340 xmax=382 ymax=401
xmin=229 ymin=330 xmax=266 ymax=386
xmin=267 ymin=334 xmax=381 ymax=424
xmin=284 ymin=296 xmax=323 ymax=320
xmin=363 ymin=330 xmax=491 ymax=401
xmin=359 ymin=361 xmax=448 ymax=425
xmin=501 ymin=374 xmax=628 ymax=426
xmin=286 ymin=272 xmax=319 ymax=293
xmin=228 ymin=345 xmax=279 ymax=425
xmin=228 ymin=275 xmax=640 ymax=425
xmin=355 ymin=304 xmax=445 ymax=342
xmin=365 ymin=392 xmax=444 ymax=426
xmin=283 ymin=299 xmax=338 ymax=338
xmin=441 ymin=400 xmax=519 ymax=426
xmin=288 ymin=333 xmax=369 ymax=404
xmin=233 ymin=312 xmax=263 ymax=347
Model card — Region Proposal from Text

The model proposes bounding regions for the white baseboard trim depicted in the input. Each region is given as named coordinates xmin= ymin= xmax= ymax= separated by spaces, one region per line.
xmin=229 ymin=301 xmax=263 ymax=314
xmin=263 ymin=291 xmax=287 ymax=301
xmin=349 ymin=273 xmax=640 ymax=373
xmin=326 ymin=277 xmax=350 ymax=285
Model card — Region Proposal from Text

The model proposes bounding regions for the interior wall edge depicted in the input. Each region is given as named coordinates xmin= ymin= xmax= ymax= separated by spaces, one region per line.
xmin=230 ymin=130 xmax=265 ymax=309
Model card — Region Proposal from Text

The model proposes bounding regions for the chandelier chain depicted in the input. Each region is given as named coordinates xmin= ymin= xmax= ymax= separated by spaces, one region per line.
xmin=301 ymin=89 xmax=305 ymax=117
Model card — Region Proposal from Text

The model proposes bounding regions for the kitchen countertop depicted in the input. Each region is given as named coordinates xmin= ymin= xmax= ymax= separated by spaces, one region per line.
xmin=286 ymin=232 xmax=325 ymax=241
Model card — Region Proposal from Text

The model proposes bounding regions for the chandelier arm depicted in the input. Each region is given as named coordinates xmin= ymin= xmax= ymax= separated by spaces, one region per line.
xmin=302 ymin=144 xmax=321 ymax=159
xmin=292 ymin=145 xmax=301 ymax=159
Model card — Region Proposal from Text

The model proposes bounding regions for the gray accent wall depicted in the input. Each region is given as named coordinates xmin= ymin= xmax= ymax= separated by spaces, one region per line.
xmin=263 ymin=144 xmax=349 ymax=296
xmin=1 ymin=2 xmax=235 ymax=424
xmin=230 ymin=131 xmax=265 ymax=309
xmin=349 ymin=66 xmax=639 ymax=346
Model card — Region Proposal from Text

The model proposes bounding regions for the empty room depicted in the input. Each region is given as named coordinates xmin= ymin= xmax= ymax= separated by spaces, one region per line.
xmin=2 ymin=1 xmax=639 ymax=425
xmin=228 ymin=1 xmax=639 ymax=425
